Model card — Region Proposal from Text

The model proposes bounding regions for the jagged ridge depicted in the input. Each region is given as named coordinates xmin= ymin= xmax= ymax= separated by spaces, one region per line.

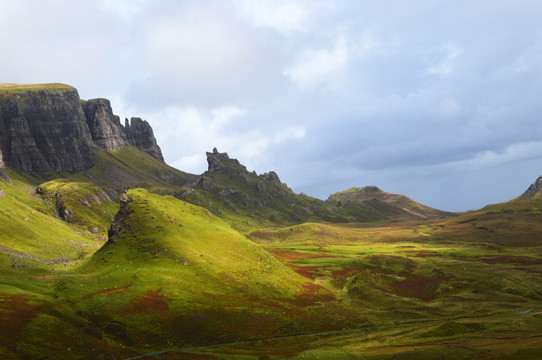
xmin=0 ymin=83 xmax=163 ymax=174
xmin=518 ymin=175 xmax=542 ymax=200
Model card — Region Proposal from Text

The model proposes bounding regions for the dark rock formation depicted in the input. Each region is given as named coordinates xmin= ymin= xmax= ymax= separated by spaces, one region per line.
xmin=0 ymin=149 xmax=5 ymax=177
xmin=125 ymin=117 xmax=164 ymax=161
xmin=205 ymin=147 xmax=245 ymax=172
xmin=263 ymin=171 xmax=281 ymax=185
xmin=0 ymin=84 xmax=164 ymax=173
xmin=519 ymin=175 xmax=542 ymax=200
xmin=107 ymin=193 xmax=134 ymax=245
xmin=0 ymin=86 xmax=97 ymax=172
xmin=56 ymin=198 xmax=74 ymax=222
xmin=82 ymin=98 xmax=128 ymax=151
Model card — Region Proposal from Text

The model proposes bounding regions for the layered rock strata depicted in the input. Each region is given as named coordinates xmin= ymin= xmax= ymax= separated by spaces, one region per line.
xmin=0 ymin=84 xmax=164 ymax=173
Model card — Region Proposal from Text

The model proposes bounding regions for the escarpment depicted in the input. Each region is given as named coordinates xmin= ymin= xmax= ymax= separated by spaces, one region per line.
xmin=0 ymin=83 xmax=164 ymax=173
xmin=124 ymin=117 xmax=164 ymax=162
xmin=81 ymin=98 xmax=128 ymax=151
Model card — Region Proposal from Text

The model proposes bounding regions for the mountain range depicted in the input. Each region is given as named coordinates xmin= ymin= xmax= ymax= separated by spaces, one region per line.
xmin=1 ymin=83 xmax=541 ymax=359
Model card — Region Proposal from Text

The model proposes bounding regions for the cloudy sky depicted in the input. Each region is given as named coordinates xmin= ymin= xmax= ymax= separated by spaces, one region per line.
xmin=2 ymin=0 xmax=542 ymax=211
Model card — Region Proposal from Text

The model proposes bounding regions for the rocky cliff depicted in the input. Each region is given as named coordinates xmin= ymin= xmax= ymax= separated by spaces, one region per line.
xmin=125 ymin=117 xmax=164 ymax=162
xmin=81 ymin=98 xmax=128 ymax=151
xmin=0 ymin=148 xmax=5 ymax=177
xmin=518 ymin=175 xmax=542 ymax=200
xmin=0 ymin=83 xmax=164 ymax=173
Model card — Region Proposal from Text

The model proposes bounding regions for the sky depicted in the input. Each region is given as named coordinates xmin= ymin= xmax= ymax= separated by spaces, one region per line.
xmin=1 ymin=0 xmax=542 ymax=211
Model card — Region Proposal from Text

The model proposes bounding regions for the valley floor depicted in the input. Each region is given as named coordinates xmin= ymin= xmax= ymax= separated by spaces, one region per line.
xmin=2 ymin=185 xmax=542 ymax=359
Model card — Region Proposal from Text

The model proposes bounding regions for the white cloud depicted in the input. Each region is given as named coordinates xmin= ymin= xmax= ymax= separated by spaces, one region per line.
xmin=145 ymin=17 xmax=251 ymax=82
xmin=425 ymin=44 xmax=462 ymax=77
xmin=283 ymin=37 xmax=350 ymax=90
xmin=233 ymin=0 xmax=309 ymax=33
xmin=142 ymin=105 xmax=304 ymax=175
xmin=98 ymin=0 xmax=147 ymax=20
xmin=274 ymin=126 xmax=305 ymax=143
xmin=429 ymin=98 xmax=462 ymax=118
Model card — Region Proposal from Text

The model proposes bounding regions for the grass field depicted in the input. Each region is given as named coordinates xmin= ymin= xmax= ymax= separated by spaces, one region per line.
xmin=1 ymin=149 xmax=541 ymax=359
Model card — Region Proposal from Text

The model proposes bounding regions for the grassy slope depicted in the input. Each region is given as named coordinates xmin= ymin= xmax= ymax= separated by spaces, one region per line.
xmin=1 ymin=143 xmax=542 ymax=359
xmin=2 ymin=184 xmax=542 ymax=358
xmin=0 ymin=83 xmax=75 ymax=93
xmin=2 ymin=189 xmax=357 ymax=359
xmin=197 ymin=200 xmax=541 ymax=359
xmin=84 ymin=146 xmax=197 ymax=189
xmin=181 ymin=159 xmax=386 ymax=233
xmin=0 ymin=169 xmax=102 ymax=274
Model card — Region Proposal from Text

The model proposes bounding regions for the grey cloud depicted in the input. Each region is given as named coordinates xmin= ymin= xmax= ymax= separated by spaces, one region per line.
xmin=2 ymin=0 xmax=542 ymax=211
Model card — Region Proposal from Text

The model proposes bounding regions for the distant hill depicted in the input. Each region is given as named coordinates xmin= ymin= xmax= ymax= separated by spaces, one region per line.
xmin=175 ymin=148 xmax=394 ymax=229
xmin=327 ymin=186 xmax=455 ymax=219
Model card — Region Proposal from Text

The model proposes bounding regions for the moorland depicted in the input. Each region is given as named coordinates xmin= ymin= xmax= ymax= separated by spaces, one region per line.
xmin=0 ymin=83 xmax=541 ymax=359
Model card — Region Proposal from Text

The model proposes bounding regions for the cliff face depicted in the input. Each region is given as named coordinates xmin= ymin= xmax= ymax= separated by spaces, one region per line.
xmin=0 ymin=148 xmax=5 ymax=177
xmin=0 ymin=86 xmax=97 ymax=172
xmin=0 ymin=83 xmax=164 ymax=173
xmin=125 ymin=117 xmax=164 ymax=161
xmin=81 ymin=98 xmax=128 ymax=151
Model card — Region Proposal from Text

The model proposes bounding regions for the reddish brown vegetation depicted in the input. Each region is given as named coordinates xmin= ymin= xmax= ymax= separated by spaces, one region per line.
xmin=0 ymin=293 xmax=45 ymax=346
xmin=331 ymin=265 xmax=383 ymax=278
xmin=474 ymin=255 xmax=542 ymax=265
xmin=267 ymin=248 xmax=342 ymax=261
xmin=81 ymin=286 xmax=129 ymax=300
xmin=293 ymin=282 xmax=335 ymax=305
xmin=396 ymin=250 xmax=443 ymax=258
xmin=124 ymin=290 xmax=170 ymax=318
xmin=385 ymin=275 xmax=440 ymax=301
xmin=162 ymin=351 xmax=219 ymax=359
xmin=290 ymin=265 xmax=320 ymax=279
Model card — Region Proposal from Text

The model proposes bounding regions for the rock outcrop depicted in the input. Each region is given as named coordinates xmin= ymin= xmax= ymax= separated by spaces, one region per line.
xmin=0 ymin=148 xmax=5 ymax=177
xmin=0 ymin=83 xmax=164 ymax=173
xmin=0 ymin=85 xmax=97 ymax=172
xmin=518 ymin=175 xmax=542 ymax=200
xmin=205 ymin=147 xmax=246 ymax=173
xmin=82 ymin=98 xmax=128 ymax=151
xmin=125 ymin=117 xmax=164 ymax=161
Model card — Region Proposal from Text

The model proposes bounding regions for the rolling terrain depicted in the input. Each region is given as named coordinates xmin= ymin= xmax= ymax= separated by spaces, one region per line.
xmin=0 ymin=84 xmax=541 ymax=359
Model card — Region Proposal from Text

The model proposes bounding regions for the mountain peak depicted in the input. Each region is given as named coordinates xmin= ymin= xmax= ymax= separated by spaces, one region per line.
xmin=205 ymin=147 xmax=246 ymax=172
xmin=518 ymin=175 xmax=542 ymax=200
